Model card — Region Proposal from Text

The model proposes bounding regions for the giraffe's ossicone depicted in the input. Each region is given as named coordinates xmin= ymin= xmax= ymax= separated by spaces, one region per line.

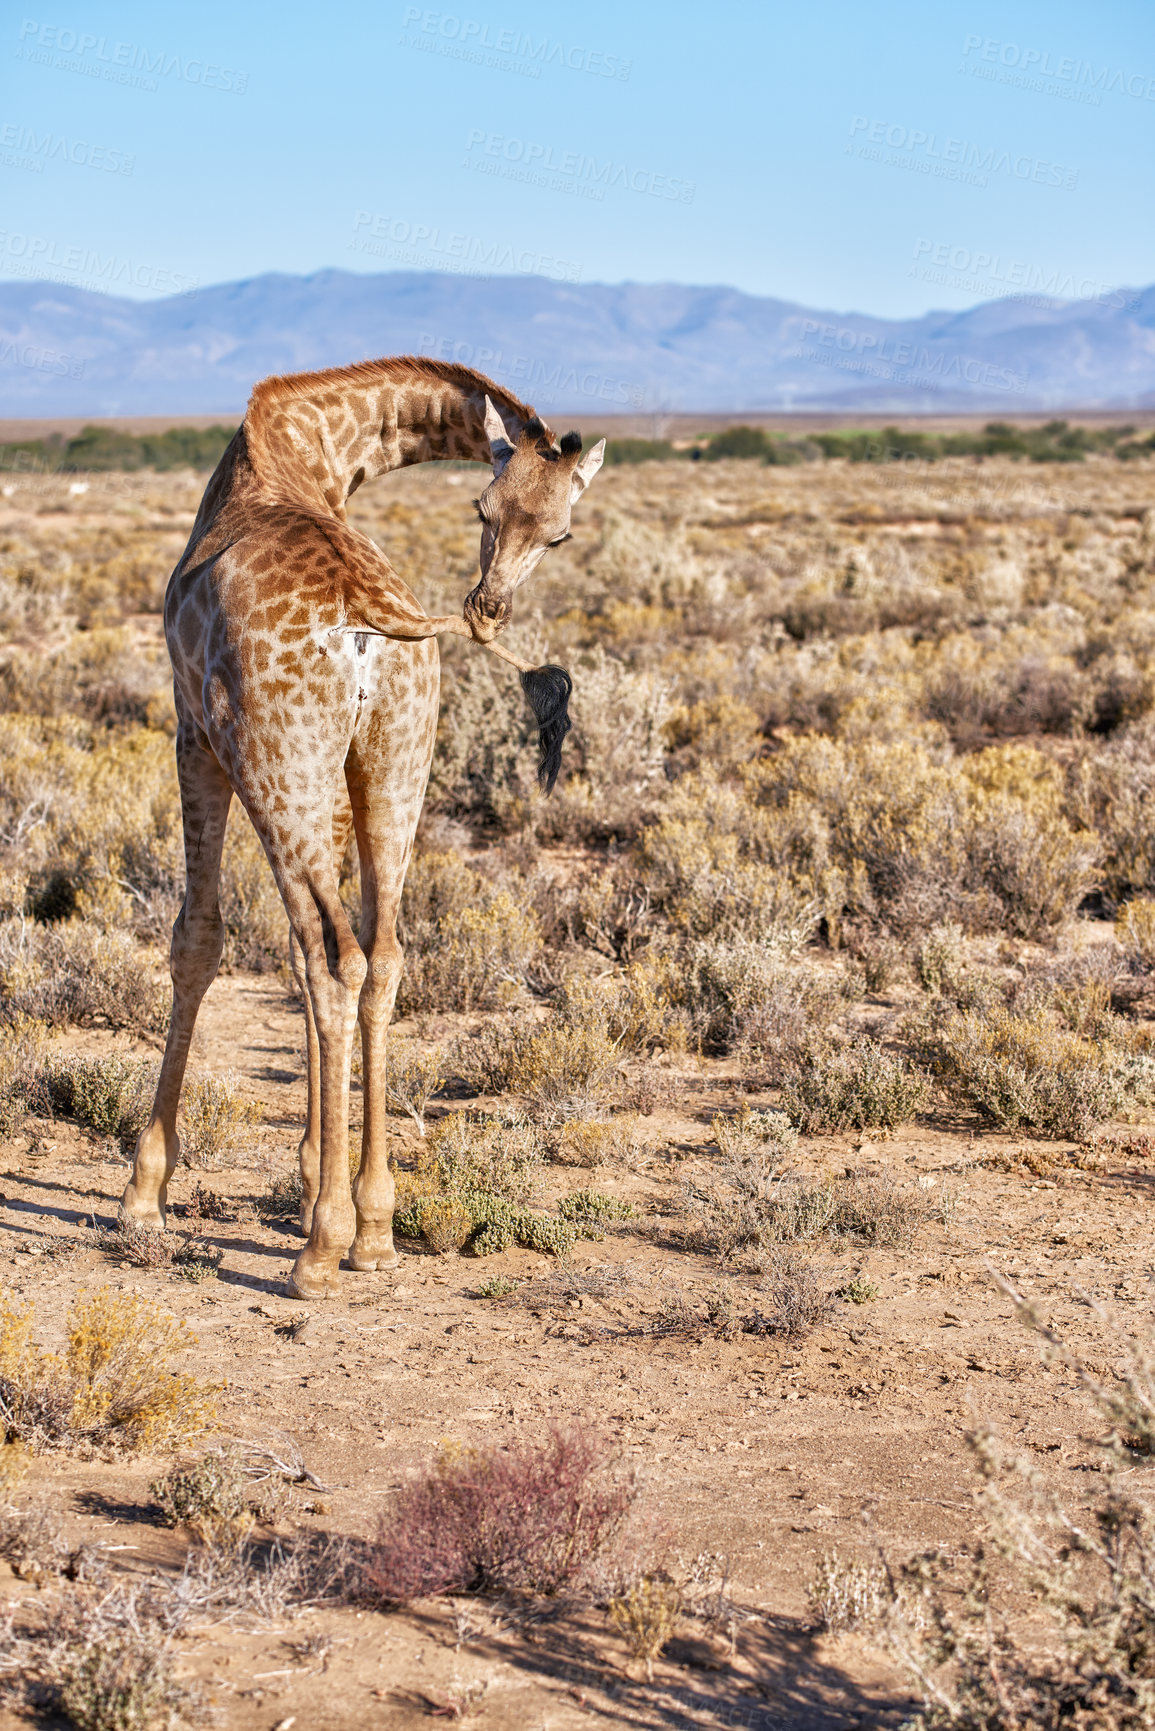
xmin=120 ymin=356 xmax=605 ymax=1298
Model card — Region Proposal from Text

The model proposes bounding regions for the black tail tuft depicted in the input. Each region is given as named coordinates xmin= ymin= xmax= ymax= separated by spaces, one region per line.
xmin=519 ymin=664 xmax=573 ymax=794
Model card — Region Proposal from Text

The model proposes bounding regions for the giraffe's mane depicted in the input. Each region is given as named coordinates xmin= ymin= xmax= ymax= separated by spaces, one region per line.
xmin=245 ymin=354 xmax=538 ymax=438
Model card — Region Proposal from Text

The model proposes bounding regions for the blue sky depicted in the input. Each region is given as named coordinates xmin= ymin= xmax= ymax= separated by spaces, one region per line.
xmin=2 ymin=0 xmax=1153 ymax=317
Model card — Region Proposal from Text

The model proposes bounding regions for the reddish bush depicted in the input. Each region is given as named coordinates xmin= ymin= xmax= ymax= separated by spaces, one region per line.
xmin=362 ymin=1427 xmax=633 ymax=1602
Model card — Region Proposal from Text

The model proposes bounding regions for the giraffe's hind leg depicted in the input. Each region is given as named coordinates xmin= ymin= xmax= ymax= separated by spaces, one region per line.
xmin=344 ymin=643 xmax=438 ymax=1272
xmin=280 ymin=864 xmax=365 ymax=1299
xmin=122 ymin=726 xmax=232 ymax=1228
xmin=290 ymin=787 xmax=354 ymax=1238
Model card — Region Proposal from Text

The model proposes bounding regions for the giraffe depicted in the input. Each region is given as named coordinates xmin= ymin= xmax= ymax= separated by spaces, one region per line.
xmin=120 ymin=356 xmax=605 ymax=1299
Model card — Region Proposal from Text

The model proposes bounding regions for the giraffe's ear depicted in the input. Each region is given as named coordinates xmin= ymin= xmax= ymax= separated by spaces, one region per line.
xmin=569 ymin=438 xmax=605 ymax=501
xmin=484 ymin=396 xmax=516 ymax=476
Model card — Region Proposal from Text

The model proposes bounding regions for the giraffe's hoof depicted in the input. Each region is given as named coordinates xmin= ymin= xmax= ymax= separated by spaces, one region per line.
xmin=287 ymin=1258 xmax=343 ymax=1300
xmin=348 ymin=1247 xmax=401 ymax=1272
xmin=118 ymin=1188 xmax=166 ymax=1232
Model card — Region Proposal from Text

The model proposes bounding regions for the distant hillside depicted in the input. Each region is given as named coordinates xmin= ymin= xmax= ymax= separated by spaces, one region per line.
xmin=1 ymin=269 xmax=1153 ymax=416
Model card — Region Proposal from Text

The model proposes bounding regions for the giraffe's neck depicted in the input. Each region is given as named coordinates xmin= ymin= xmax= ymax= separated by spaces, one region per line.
xmin=242 ymin=358 xmax=541 ymax=518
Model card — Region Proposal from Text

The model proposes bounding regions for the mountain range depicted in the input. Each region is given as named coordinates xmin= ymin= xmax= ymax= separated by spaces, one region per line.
xmin=2 ymin=268 xmax=1154 ymax=418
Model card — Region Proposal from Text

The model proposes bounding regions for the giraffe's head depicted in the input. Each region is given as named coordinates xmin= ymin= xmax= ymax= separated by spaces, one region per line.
xmin=462 ymin=398 xmax=605 ymax=644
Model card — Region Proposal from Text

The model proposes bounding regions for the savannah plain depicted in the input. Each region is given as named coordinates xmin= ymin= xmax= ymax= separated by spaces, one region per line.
xmin=2 ymin=435 xmax=1155 ymax=1727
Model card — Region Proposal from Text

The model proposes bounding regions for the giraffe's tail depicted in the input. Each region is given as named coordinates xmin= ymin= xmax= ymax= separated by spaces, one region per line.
xmin=518 ymin=664 xmax=573 ymax=794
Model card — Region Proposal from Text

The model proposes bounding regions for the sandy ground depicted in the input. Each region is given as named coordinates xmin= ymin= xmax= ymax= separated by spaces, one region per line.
xmin=0 ymin=965 xmax=1151 ymax=1728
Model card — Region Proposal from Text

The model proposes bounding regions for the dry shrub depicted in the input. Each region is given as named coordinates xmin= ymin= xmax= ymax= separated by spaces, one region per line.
xmin=686 ymin=935 xmax=841 ymax=1060
xmin=0 ymin=1014 xmax=50 ymax=1134
xmin=418 ymin=1111 xmax=545 ymax=1203
xmin=860 ymin=1282 xmax=1155 ymax=1730
xmin=362 ymin=1428 xmax=633 ymax=1601
xmin=42 ymin=1583 xmax=198 ymax=1731
xmin=394 ymin=1112 xmax=585 ymax=1257
xmin=179 ymin=1072 xmax=262 ymax=1168
xmin=38 ymin=1052 xmax=159 ymax=1151
xmin=742 ymin=1247 xmax=836 ymax=1336
xmin=398 ymin=852 xmax=541 ymax=1014
xmin=382 ymin=1040 xmax=445 ymax=1134
xmin=256 ymin=1166 xmax=302 ymax=1220
xmin=833 ymin=1170 xmax=924 ymax=1245
xmin=452 ymin=1012 xmax=622 ymax=1127
xmin=0 ymin=1440 xmax=29 ymax=1499
xmin=923 ymin=1004 xmax=1128 ymax=1138
xmin=1067 ymin=719 xmax=1155 ymax=905
xmin=690 ymin=1157 xmax=921 ymax=1262
xmin=93 ymin=1217 xmax=222 ymax=1282
xmin=713 ymin=1105 xmax=799 ymax=1163
xmin=915 ymin=920 xmax=968 ymax=994
xmin=0 ymin=918 xmax=166 ymax=1033
xmin=743 ymin=735 xmax=1096 ymax=941
xmin=1116 ymin=896 xmax=1155 ymax=971
xmin=609 ymin=1576 xmax=681 ymax=1677
xmin=686 ymin=1118 xmax=803 ymax=1262
xmin=552 ymin=1115 xmax=645 ymax=1169
xmin=636 ymin=781 xmax=825 ymax=944
xmin=807 ymin=1550 xmax=896 ymax=1633
xmin=418 ymin=1197 xmax=475 ymax=1254
xmin=0 ymin=1287 xmax=216 ymax=1453
xmin=151 ymin=1449 xmax=255 ymax=1550
xmin=780 ymin=1039 xmax=929 ymax=1133
xmin=556 ymin=962 xmax=690 ymax=1058
xmin=0 ymin=1504 xmax=77 ymax=1587
xmin=183 ymin=1183 xmax=228 ymax=1222
xmin=164 ymin=1526 xmax=359 ymax=1625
